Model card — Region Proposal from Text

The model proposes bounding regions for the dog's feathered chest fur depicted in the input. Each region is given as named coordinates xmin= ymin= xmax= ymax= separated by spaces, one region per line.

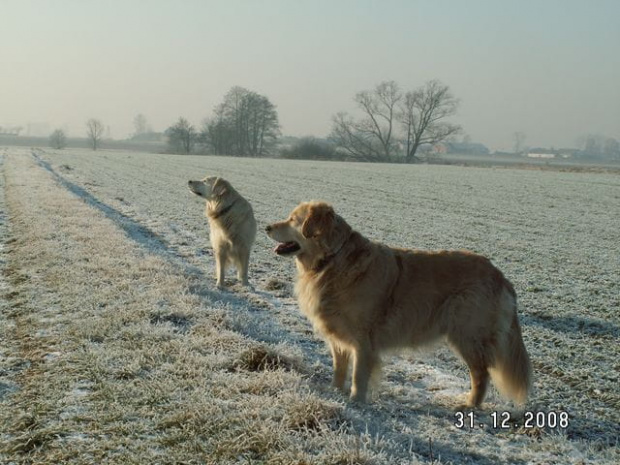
xmin=293 ymin=233 xmax=389 ymax=344
xmin=206 ymin=197 xmax=256 ymax=242
xmin=295 ymin=269 xmax=345 ymax=341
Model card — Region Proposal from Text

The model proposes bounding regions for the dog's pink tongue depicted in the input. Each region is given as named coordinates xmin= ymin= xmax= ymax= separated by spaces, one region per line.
xmin=274 ymin=243 xmax=289 ymax=254
xmin=274 ymin=242 xmax=299 ymax=255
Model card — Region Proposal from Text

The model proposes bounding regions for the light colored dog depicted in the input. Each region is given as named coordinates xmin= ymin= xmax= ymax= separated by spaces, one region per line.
xmin=188 ymin=176 xmax=256 ymax=288
xmin=266 ymin=201 xmax=532 ymax=406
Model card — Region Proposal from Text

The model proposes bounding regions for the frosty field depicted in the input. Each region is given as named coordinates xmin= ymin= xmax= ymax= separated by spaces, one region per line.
xmin=1 ymin=147 xmax=618 ymax=464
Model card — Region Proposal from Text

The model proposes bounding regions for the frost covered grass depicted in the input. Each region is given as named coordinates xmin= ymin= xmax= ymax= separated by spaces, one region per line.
xmin=0 ymin=147 xmax=618 ymax=464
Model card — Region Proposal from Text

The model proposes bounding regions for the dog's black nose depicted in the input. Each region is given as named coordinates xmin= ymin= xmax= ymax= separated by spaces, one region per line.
xmin=265 ymin=225 xmax=272 ymax=233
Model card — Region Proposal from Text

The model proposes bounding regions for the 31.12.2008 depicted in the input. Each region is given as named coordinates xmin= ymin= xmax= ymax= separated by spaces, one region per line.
xmin=454 ymin=411 xmax=569 ymax=430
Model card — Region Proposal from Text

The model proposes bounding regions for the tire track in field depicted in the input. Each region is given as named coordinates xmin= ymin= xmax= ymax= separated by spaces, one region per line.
xmin=32 ymin=150 xmax=172 ymax=257
xmin=29 ymin=150 xmax=341 ymax=388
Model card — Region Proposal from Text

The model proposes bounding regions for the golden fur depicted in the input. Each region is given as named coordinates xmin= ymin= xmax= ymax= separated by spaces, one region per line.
xmin=188 ymin=176 xmax=256 ymax=288
xmin=266 ymin=201 xmax=532 ymax=406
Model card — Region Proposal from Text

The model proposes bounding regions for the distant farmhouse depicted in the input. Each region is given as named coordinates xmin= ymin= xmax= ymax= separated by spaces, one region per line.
xmin=527 ymin=150 xmax=555 ymax=159
xmin=526 ymin=148 xmax=578 ymax=159
xmin=0 ymin=125 xmax=23 ymax=136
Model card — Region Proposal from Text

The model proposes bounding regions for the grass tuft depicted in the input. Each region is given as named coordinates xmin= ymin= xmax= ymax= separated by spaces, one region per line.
xmin=231 ymin=344 xmax=300 ymax=373
xmin=283 ymin=393 xmax=344 ymax=432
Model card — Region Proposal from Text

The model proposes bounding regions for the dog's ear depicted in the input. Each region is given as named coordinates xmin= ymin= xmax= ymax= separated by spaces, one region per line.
xmin=302 ymin=203 xmax=335 ymax=238
xmin=212 ymin=177 xmax=229 ymax=197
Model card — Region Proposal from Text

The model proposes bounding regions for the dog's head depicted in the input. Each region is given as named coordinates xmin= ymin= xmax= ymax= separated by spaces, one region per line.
xmin=266 ymin=201 xmax=351 ymax=267
xmin=188 ymin=176 xmax=230 ymax=201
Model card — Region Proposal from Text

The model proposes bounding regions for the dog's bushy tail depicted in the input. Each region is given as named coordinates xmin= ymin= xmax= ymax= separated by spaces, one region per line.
xmin=490 ymin=290 xmax=532 ymax=404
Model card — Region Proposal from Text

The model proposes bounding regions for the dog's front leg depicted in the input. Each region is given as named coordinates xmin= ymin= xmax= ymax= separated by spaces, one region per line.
xmin=237 ymin=248 xmax=251 ymax=286
xmin=215 ymin=252 xmax=226 ymax=289
xmin=350 ymin=340 xmax=377 ymax=403
xmin=329 ymin=341 xmax=350 ymax=391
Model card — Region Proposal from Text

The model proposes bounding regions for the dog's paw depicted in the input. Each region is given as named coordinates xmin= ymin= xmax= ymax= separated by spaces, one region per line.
xmin=455 ymin=401 xmax=481 ymax=412
xmin=349 ymin=392 xmax=368 ymax=404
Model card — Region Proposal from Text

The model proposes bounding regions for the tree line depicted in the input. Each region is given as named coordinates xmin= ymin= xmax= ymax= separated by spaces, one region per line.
xmin=48 ymin=80 xmax=460 ymax=161
xmin=63 ymin=80 xmax=602 ymax=163
xmin=45 ymin=81 xmax=620 ymax=163
xmin=162 ymin=80 xmax=460 ymax=161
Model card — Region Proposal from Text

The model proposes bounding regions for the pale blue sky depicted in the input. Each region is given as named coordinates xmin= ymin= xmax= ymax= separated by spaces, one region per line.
xmin=2 ymin=0 xmax=619 ymax=150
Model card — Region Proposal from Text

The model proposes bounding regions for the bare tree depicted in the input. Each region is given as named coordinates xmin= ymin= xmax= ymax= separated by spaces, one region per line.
xmin=49 ymin=129 xmax=67 ymax=149
xmin=224 ymin=86 xmax=250 ymax=156
xmin=201 ymin=110 xmax=234 ymax=155
xmin=205 ymin=86 xmax=280 ymax=156
xmin=133 ymin=113 xmax=151 ymax=137
xmin=400 ymin=80 xmax=461 ymax=162
xmin=330 ymin=112 xmax=380 ymax=161
xmin=603 ymin=137 xmax=620 ymax=160
xmin=331 ymin=80 xmax=460 ymax=162
xmin=356 ymin=81 xmax=402 ymax=159
xmin=330 ymin=81 xmax=402 ymax=161
xmin=86 ymin=118 xmax=105 ymax=150
xmin=165 ymin=117 xmax=197 ymax=154
xmin=583 ymin=134 xmax=604 ymax=157
xmin=244 ymin=92 xmax=280 ymax=156
xmin=513 ymin=132 xmax=527 ymax=154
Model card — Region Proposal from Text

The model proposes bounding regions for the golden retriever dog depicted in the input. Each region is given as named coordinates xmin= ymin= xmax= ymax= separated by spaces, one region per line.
xmin=188 ymin=176 xmax=256 ymax=288
xmin=266 ymin=201 xmax=532 ymax=406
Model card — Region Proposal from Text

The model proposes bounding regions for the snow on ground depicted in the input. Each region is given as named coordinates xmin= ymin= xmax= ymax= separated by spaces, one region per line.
xmin=1 ymin=146 xmax=618 ymax=464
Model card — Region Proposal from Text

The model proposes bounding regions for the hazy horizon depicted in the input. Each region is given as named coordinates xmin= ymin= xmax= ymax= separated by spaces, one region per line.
xmin=2 ymin=0 xmax=619 ymax=151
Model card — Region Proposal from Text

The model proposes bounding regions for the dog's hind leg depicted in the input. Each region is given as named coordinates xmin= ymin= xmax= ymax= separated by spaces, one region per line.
xmin=449 ymin=337 xmax=491 ymax=407
xmin=466 ymin=364 xmax=490 ymax=408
